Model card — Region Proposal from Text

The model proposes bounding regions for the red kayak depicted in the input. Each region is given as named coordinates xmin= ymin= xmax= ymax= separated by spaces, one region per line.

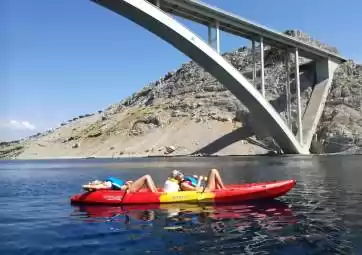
xmin=70 ymin=179 xmax=296 ymax=205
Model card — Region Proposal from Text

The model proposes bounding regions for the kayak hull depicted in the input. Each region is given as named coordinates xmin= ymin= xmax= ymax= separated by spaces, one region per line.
xmin=70 ymin=180 xmax=296 ymax=205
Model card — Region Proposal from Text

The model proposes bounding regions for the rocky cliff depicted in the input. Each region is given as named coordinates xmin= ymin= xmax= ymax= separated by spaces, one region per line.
xmin=1 ymin=30 xmax=361 ymax=159
xmin=318 ymin=61 xmax=362 ymax=153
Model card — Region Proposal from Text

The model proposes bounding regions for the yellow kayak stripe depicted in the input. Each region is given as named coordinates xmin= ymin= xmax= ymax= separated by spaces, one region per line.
xmin=159 ymin=191 xmax=214 ymax=203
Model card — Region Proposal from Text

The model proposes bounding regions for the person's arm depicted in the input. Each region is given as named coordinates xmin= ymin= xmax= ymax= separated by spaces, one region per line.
xmin=120 ymin=181 xmax=132 ymax=189
xmin=82 ymin=181 xmax=111 ymax=191
xmin=180 ymin=181 xmax=196 ymax=191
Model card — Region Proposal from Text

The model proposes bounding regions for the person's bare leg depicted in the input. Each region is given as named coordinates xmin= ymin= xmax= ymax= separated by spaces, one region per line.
xmin=205 ymin=169 xmax=225 ymax=191
xmin=129 ymin=175 xmax=157 ymax=192
xmin=205 ymin=169 xmax=216 ymax=191
xmin=144 ymin=175 xmax=157 ymax=192
xmin=214 ymin=169 xmax=225 ymax=189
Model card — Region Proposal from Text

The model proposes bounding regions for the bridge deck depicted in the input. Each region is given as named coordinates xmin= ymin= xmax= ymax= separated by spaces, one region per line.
xmin=150 ymin=0 xmax=346 ymax=63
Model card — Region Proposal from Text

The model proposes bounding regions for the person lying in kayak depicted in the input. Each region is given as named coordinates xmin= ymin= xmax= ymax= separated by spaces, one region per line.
xmin=83 ymin=175 xmax=157 ymax=192
xmin=164 ymin=169 xmax=225 ymax=192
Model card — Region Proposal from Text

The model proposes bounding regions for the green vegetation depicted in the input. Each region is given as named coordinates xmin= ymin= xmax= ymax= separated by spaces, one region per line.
xmin=0 ymin=145 xmax=24 ymax=159
xmin=127 ymin=106 xmax=159 ymax=117
xmin=81 ymin=122 xmax=103 ymax=138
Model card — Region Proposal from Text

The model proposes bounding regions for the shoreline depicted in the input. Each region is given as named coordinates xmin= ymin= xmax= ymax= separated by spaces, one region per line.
xmin=1 ymin=151 xmax=361 ymax=161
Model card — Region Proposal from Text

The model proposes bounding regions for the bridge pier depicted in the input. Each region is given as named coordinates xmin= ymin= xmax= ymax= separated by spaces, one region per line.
xmin=250 ymin=38 xmax=266 ymax=97
xmin=252 ymin=40 xmax=256 ymax=85
xmin=285 ymin=49 xmax=292 ymax=129
xmin=260 ymin=36 xmax=265 ymax=97
xmin=299 ymin=59 xmax=339 ymax=148
xmin=294 ymin=48 xmax=303 ymax=144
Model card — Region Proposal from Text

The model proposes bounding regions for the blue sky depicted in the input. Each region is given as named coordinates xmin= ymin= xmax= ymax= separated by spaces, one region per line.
xmin=1 ymin=0 xmax=361 ymax=141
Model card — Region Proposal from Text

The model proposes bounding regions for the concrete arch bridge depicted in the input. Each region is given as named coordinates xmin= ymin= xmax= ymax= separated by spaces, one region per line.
xmin=91 ymin=0 xmax=346 ymax=154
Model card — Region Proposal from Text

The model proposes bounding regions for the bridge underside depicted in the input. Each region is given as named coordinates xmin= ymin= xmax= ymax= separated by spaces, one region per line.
xmin=92 ymin=0 xmax=344 ymax=154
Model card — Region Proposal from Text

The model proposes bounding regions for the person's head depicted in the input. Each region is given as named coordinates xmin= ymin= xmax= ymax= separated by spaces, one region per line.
xmin=171 ymin=169 xmax=184 ymax=181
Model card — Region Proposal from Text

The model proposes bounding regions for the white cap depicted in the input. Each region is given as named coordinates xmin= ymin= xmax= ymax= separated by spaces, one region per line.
xmin=171 ymin=169 xmax=183 ymax=177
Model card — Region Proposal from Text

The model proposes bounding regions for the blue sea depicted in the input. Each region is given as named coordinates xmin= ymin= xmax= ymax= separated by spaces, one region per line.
xmin=1 ymin=155 xmax=362 ymax=254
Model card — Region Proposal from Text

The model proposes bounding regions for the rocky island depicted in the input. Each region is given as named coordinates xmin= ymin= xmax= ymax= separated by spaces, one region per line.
xmin=1 ymin=30 xmax=361 ymax=159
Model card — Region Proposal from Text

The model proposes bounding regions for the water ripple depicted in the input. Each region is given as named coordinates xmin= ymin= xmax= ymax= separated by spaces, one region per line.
xmin=1 ymin=156 xmax=362 ymax=254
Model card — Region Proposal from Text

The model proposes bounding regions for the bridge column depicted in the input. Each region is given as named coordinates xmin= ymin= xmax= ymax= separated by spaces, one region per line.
xmin=285 ymin=49 xmax=292 ymax=129
xmin=215 ymin=21 xmax=220 ymax=53
xmin=295 ymin=48 xmax=303 ymax=144
xmin=207 ymin=25 xmax=212 ymax=48
xmin=260 ymin=36 xmax=265 ymax=97
xmin=252 ymin=40 xmax=256 ymax=86
xmin=207 ymin=21 xmax=220 ymax=53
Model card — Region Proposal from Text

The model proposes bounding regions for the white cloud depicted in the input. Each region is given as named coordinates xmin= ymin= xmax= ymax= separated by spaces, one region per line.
xmin=0 ymin=120 xmax=38 ymax=142
xmin=3 ymin=120 xmax=37 ymax=131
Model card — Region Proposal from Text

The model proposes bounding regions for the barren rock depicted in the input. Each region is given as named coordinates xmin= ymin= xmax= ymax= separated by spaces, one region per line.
xmin=165 ymin=145 xmax=176 ymax=154
xmin=87 ymin=131 xmax=102 ymax=138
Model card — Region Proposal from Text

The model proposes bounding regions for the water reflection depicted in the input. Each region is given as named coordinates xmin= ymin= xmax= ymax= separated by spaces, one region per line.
xmin=71 ymin=200 xmax=297 ymax=234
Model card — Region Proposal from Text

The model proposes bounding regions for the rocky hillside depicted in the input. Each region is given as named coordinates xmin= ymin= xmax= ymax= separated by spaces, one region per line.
xmin=317 ymin=61 xmax=362 ymax=153
xmin=1 ymin=30 xmax=361 ymax=159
